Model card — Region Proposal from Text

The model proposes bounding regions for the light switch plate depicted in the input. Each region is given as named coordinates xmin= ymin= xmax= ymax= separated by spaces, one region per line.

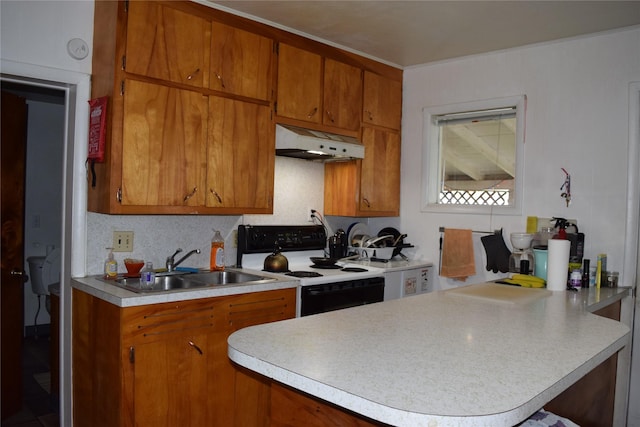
xmin=113 ymin=231 xmax=134 ymax=252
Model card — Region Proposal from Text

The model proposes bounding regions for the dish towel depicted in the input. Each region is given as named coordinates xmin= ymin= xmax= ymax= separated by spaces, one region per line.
xmin=440 ymin=228 xmax=476 ymax=281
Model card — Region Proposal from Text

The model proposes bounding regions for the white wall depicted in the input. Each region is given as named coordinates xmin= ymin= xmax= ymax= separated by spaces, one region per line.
xmin=0 ymin=1 xmax=93 ymax=75
xmin=401 ymin=27 xmax=640 ymax=290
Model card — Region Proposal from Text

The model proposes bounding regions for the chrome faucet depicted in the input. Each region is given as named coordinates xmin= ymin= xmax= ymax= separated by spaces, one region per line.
xmin=166 ymin=248 xmax=201 ymax=272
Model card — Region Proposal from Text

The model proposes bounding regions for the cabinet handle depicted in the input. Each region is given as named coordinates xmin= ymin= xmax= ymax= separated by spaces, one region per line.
xmin=188 ymin=341 xmax=203 ymax=355
xmin=307 ymin=107 xmax=318 ymax=119
xmin=209 ymin=189 xmax=222 ymax=204
xmin=214 ymin=72 xmax=225 ymax=89
xmin=183 ymin=187 xmax=197 ymax=202
xmin=186 ymin=68 xmax=201 ymax=81
xmin=362 ymin=198 xmax=371 ymax=208
xmin=116 ymin=187 xmax=122 ymax=203
xmin=364 ymin=110 xmax=374 ymax=121
xmin=325 ymin=110 xmax=335 ymax=123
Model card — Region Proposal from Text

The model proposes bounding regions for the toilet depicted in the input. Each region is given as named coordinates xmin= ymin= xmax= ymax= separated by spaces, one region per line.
xmin=27 ymin=248 xmax=61 ymax=334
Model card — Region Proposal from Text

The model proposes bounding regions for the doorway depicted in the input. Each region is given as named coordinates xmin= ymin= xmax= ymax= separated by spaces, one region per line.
xmin=1 ymin=82 xmax=65 ymax=425
xmin=1 ymin=65 xmax=90 ymax=427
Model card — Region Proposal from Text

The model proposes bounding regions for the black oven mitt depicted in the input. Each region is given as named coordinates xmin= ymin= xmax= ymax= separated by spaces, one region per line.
xmin=481 ymin=233 xmax=511 ymax=273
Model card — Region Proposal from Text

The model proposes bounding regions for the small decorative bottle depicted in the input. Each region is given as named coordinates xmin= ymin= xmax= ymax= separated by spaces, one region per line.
xmin=210 ymin=230 xmax=225 ymax=271
xmin=140 ymin=262 xmax=155 ymax=289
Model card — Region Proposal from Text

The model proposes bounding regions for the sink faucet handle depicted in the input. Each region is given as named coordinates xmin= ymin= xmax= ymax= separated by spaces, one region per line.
xmin=166 ymin=248 xmax=183 ymax=272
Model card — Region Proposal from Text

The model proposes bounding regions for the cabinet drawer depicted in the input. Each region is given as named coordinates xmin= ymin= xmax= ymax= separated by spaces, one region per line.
xmin=217 ymin=288 xmax=296 ymax=331
xmin=123 ymin=299 xmax=215 ymax=343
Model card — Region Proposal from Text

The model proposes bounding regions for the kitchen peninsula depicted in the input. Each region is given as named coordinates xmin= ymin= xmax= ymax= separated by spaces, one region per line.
xmin=228 ymin=284 xmax=630 ymax=426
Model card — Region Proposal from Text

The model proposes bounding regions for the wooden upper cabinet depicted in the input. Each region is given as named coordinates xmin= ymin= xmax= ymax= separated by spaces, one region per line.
xmin=363 ymin=71 xmax=402 ymax=130
xmin=125 ymin=1 xmax=211 ymax=87
xmin=324 ymin=127 xmax=400 ymax=217
xmin=210 ymin=22 xmax=273 ymax=101
xmin=277 ymin=44 xmax=363 ymax=131
xmin=276 ymin=44 xmax=323 ymax=124
xmin=206 ymin=96 xmax=274 ymax=212
xmin=323 ymin=59 xmax=362 ymax=131
xmin=121 ymin=79 xmax=207 ymax=207
xmin=359 ymin=127 xmax=400 ymax=214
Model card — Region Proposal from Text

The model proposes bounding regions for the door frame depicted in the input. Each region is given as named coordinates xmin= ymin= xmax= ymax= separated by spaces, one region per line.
xmin=1 ymin=59 xmax=90 ymax=427
xmin=625 ymin=81 xmax=640 ymax=426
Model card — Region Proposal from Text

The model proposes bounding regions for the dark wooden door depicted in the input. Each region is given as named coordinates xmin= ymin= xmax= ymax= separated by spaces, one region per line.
xmin=1 ymin=90 xmax=28 ymax=419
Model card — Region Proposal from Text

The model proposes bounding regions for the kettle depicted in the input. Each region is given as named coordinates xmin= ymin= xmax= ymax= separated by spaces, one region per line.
xmin=263 ymin=246 xmax=289 ymax=272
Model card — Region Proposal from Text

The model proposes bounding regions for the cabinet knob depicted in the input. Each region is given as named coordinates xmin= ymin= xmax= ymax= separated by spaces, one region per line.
xmin=188 ymin=341 xmax=203 ymax=355
xmin=214 ymin=72 xmax=225 ymax=89
xmin=364 ymin=110 xmax=374 ymax=121
xmin=362 ymin=198 xmax=371 ymax=208
xmin=209 ymin=189 xmax=222 ymax=204
xmin=325 ymin=110 xmax=335 ymax=123
xmin=183 ymin=187 xmax=197 ymax=202
xmin=307 ymin=107 xmax=318 ymax=119
xmin=186 ymin=68 xmax=201 ymax=81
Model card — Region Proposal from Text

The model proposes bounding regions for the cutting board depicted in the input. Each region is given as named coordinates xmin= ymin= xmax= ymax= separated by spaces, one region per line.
xmin=446 ymin=282 xmax=551 ymax=304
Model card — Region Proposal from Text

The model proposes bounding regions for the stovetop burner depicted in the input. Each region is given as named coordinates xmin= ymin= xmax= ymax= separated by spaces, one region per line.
xmin=341 ymin=267 xmax=369 ymax=273
xmin=310 ymin=264 xmax=342 ymax=270
xmin=285 ymin=271 xmax=324 ymax=278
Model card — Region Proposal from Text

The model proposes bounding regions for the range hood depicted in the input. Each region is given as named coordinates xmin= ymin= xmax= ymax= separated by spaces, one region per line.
xmin=275 ymin=124 xmax=364 ymax=161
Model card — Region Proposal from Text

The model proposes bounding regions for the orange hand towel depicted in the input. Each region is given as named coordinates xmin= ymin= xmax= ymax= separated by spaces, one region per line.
xmin=440 ymin=228 xmax=476 ymax=281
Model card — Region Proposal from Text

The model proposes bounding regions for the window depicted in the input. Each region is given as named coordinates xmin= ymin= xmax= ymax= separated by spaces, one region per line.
xmin=422 ymin=95 xmax=525 ymax=215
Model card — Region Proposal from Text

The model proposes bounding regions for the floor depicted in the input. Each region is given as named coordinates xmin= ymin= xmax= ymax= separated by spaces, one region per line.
xmin=2 ymin=334 xmax=59 ymax=427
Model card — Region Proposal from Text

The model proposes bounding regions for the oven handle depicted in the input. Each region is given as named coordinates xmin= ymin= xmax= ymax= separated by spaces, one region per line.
xmin=304 ymin=278 xmax=384 ymax=296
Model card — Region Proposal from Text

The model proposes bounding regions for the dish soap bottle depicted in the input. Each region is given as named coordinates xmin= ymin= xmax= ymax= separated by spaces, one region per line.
xmin=210 ymin=230 xmax=225 ymax=271
xmin=139 ymin=262 xmax=155 ymax=289
xmin=104 ymin=247 xmax=118 ymax=280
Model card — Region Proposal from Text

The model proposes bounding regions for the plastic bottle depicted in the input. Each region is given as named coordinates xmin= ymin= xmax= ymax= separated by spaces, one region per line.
xmin=210 ymin=230 xmax=225 ymax=271
xmin=139 ymin=262 xmax=155 ymax=289
xmin=569 ymin=270 xmax=582 ymax=289
xmin=104 ymin=247 xmax=118 ymax=280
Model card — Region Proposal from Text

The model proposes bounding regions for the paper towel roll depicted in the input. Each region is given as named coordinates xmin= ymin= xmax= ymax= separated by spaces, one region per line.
xmin=547 ymin=239 xmax=571 ymax=291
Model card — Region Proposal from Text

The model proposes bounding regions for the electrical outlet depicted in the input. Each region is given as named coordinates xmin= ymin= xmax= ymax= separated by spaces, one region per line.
xmin=113 ymin=231 xmax=134 ymax=252
xmin=308 ymin=208 xmax=315 ymax=222
xmin=232 ymin=230 xmax=238 ymax=248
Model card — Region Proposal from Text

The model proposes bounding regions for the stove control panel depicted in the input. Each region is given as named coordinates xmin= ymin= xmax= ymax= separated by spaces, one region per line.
xmin=237 ymin=225 xmax=326 ymax=266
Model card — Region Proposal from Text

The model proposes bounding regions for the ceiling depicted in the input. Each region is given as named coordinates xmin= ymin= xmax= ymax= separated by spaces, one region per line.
xmin=209 ymin=1 xmax=640 ymax=68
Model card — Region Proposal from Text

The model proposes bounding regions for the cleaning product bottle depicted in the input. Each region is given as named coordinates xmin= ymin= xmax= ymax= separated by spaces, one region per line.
xmin=104 ymin=247 xmax=118 ymax=280
xmin=139 ymin=262 xmax=155 ymax=289
xmin=210 ymin=230 xmax=225 ymax=271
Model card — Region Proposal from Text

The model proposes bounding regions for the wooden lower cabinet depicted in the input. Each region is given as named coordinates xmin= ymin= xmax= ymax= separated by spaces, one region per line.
xmin=269 ymin=381 xmax=385 ymax=427
xmin=72 ymin=287 xmax=295 ymax=427
xmin=545 ymin=301 xmax=621 ymax=427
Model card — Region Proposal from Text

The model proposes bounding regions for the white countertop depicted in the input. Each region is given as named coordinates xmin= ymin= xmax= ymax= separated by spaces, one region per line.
xmin=71 ymin=260 xmax=433 ymax=307
xmin=227 ymin=284 xmax=630 ymax=427
xmin=71 ymin=270 xmax=299 ymax=307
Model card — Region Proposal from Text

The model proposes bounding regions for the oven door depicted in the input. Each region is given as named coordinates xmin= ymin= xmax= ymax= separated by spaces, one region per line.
xmin=300 ymin=277 xmax=385 ymax=316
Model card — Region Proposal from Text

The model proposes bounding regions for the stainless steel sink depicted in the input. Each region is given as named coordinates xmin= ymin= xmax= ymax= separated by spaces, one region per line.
xmin=186 ymin=271 xmax=272 ymax=286
xmin=105 ymin=269 xmax=277 ymax=293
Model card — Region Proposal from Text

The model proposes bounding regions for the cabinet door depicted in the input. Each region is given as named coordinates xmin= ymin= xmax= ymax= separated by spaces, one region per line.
xmin=211 ymin=22 xmax=273 ymax=100
xmin=206 ymin=96 xmax=274 ymax=212
xmin=323 ymin=59 xmax=362 ymax=131
xmin=122 ymin=79 xmax=207 ymax=207
xmin=131 ymin=334 xmax=212 ymax=427
xmin=363 ymin=71 xmax=402 ymax=130
xmin=125 ymin=2 xmax=210 ymax=87
xmin=359 ymin=127 xmax=400 ymax=215
xmin=276 ymin=44 xmax=322 ymax=123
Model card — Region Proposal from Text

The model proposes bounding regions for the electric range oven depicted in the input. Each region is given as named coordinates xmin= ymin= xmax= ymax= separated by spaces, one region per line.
xmin=237 ymin=225 xmax=385 ymax=317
